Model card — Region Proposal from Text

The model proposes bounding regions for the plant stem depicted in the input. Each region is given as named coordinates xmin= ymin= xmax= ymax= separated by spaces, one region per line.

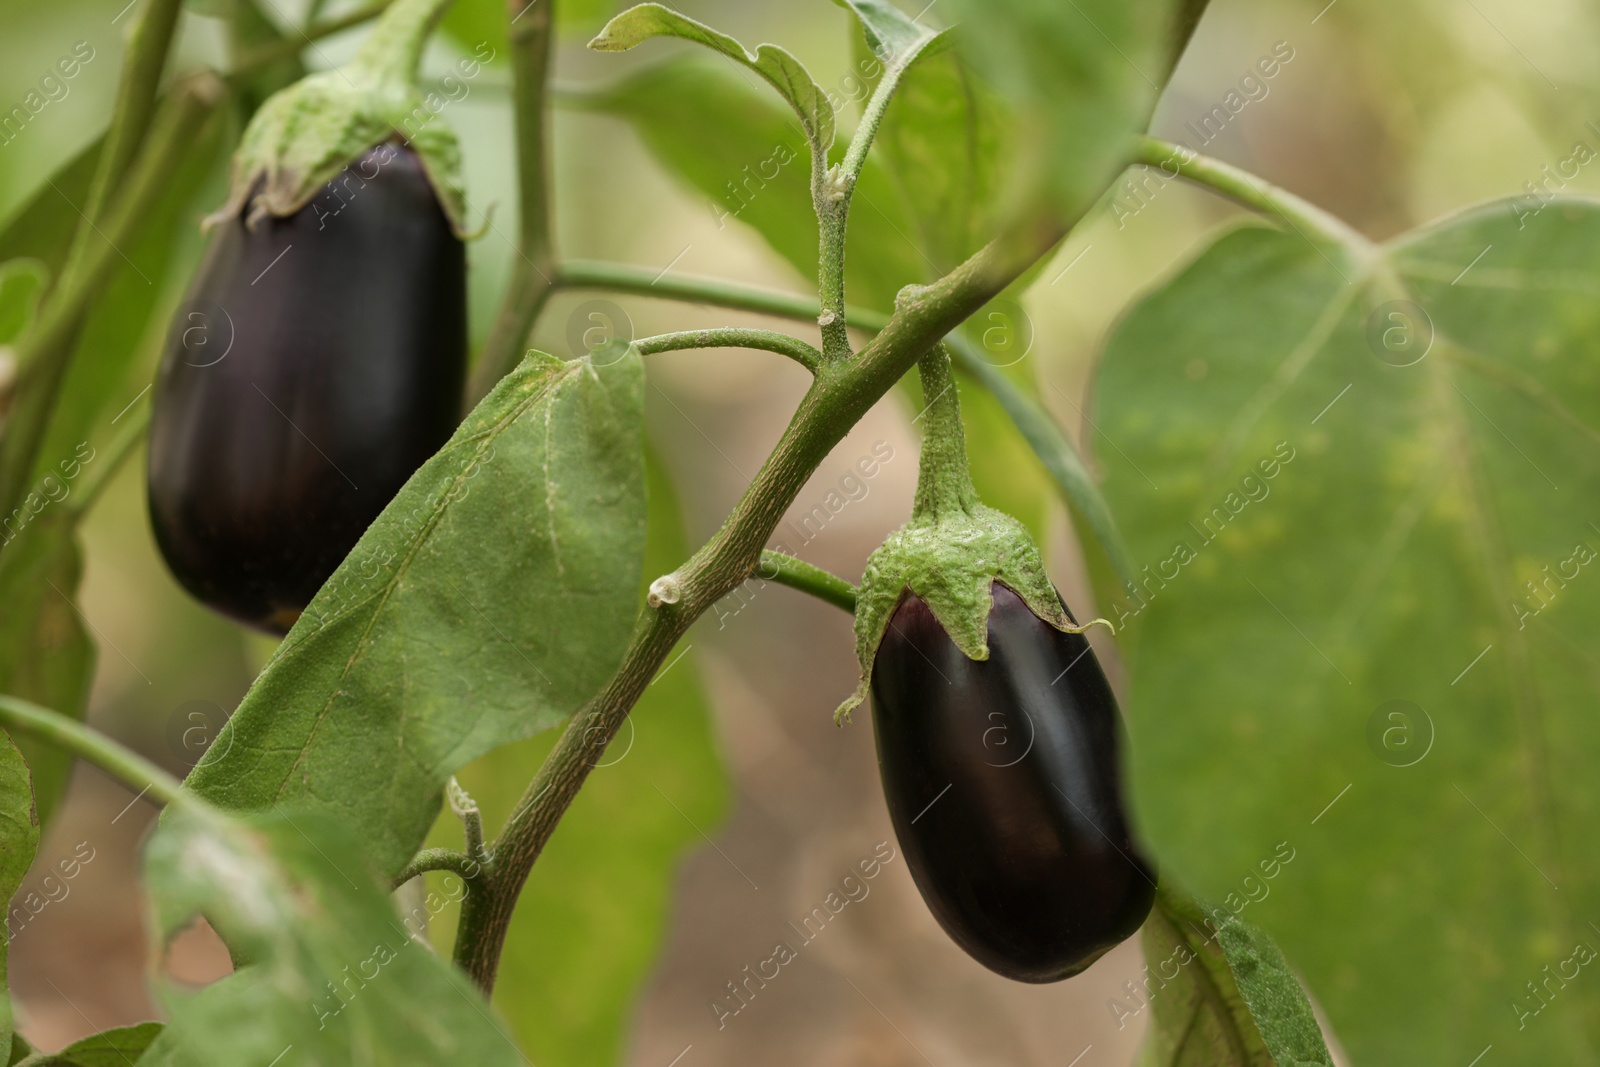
xmin=452 ymin=218 xmax=1066 ymax=991
xmin=61 ymin=0 xmax=186 ymax=288
xmin=0 ymin=75 xmax=224 ymax=539
xmin=229 ymin=0 xmax=396 ymax=82
xmin=911 ymin=345 xmax=978 ymax=518
xmin=0 ymin=696 xmax=186 ymax=810
xmin=554 ymin=260 xmax=1137 ymax=584
xmin=758 ymin=550 xmax=856 ymax=613
xmin=467 ymin=0 xmax=558 ymax=405
xmin=634 ymin=328 xmax=821 ymax=373
xmin=1133 ymin=136 xmax=1378 ymax=266
xmin=67 ymin=405 xmax=151 ymax=519
xmin=558 ymin=260 xmax=875 ymax=325
xmin=391 ymin=847 xmax=483 ymax=889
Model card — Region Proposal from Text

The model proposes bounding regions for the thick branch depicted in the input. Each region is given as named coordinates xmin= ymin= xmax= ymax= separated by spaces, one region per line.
xmin=452 ymin=218 xmax=1066 ymax=991
xmin=468 ymin=0 xmax=558 ymax=405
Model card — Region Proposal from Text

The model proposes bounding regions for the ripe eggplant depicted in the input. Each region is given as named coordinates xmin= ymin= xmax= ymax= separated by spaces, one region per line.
xmin=870 ymin=581 xmax=1155 ymax=982
xmin=147 ymin=142 xmax=465 ymax=633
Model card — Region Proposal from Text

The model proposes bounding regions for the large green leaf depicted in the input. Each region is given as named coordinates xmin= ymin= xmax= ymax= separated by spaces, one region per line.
xmin=943 ymin=0 xmax=1169 ymax=217
xmin=140 ymin=805 xmax=522 ymax=1066
xmin=1136 ymin=885 xmax=1332 ymax=1067
xmin=12 ymin=1022 xmax=162 ymax=1066
xmin=1093 ymin=204 xmax=1600 ymax=1064
xmin=185 ymin=348 xmax=648 ymax=878
xmin=591 ymin=4 xmax=835 ymax=165
xmin=0 ymin=512 xmax=93 ymax=827
xmin=426 ymin=445 xmax=728 ymax=1065
xmin=0 ymin=731 xmax=39 ymax=1054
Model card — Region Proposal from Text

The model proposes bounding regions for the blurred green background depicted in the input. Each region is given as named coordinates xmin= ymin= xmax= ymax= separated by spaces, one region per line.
xmin=0 ymin=0 xmax=1591 ymax=1061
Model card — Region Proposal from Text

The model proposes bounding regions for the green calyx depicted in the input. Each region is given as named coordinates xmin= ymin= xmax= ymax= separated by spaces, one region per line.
xmin=207 ymin=0 xmax=468 ymax=234
xmin=835 ymin=346 xmax=1107 ymax=724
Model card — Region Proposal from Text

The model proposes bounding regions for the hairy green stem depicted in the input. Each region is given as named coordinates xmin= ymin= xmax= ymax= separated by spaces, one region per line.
xmin=391 ymin=847 xmax=482 ymax=889
xmin=229 ymin=0 xmax=396 ymax=82
xmin=758 ymin=550 xmax=857 ymax=613
xmin=553 ymin=259 xmax=1137 ymax=584
xmin=451 ymin=218 xmax=1066 ymax=990
xmin=467 ymin=0 xmax=558 ymax=405
xmin=62 ymin=0 xmax=186 ymax=287
xmin=911 ymin=345 xmax=978 ymax=518
xmin=634 ymin=328 xmax=821 ymax=372
xmin=0 ymin=696 xmax=186 ymax=810
xmin=0 ymin=76 xmax=224 ymax=541
xmin=1134 ymin=136 xmax=1378 ymax=265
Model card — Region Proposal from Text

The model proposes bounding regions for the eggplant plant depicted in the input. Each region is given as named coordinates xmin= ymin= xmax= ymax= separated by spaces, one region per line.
xmin=0 ymin=0 xmax=1594 ymax=1064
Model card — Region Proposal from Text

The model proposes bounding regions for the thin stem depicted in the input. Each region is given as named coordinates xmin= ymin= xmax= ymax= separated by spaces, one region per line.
xmin=1133 ymin=136 xmax=1378 ymax=265
xmin=229 ymin=0 xmax=395 ymax=82
xmin=553 ymin=259 xmax=1137 ymax=583
xmin=467 ymin=0 xmax=558 ymax=405
xmin=452 ymin=217 xmax=1066 ymax=991
xmin=634 ymin=328 xmax=821 ymax=373
xmin=67 ymin=404 xmax=150 ymax=519
xmin=391 ymin=847 xmax=482 ymax=889
xmin=0 ymin=75 xmax=224 ymax=537
xmin=911 ymin=345 xmax=978 ymax=518
xmin=0 ymin=696 xmax=186 ymax=810
xmin=557 ymin=260 xmax=873 ymax=325
xmin=61 ymin=0 xmax=186 ymax=288
xmin=447 ymin=776 xmax=490 ymax=870
xmin=758 ymin=550 xmax=856 ymax=613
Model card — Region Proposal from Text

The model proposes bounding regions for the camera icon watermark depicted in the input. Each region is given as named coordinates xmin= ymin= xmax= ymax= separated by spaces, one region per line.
xmin=565 ymin=299 xmax=634 ymax=366
xmin=165 ymin=699 xmax=232 ymax=768
xmin=1365 ymin=699 xmax=1433 ymax=767
xmin=1365 ymin=300 xmax=1433 ymax=367
xmin=970 ymin=298 xmax=1034 ymax=369
xmin=170 ymin=299 xmax=235 ymax=368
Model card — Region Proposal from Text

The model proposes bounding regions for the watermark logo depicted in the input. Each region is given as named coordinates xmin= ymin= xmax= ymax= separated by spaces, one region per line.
xmin=166 ymin=699 xmax=232 ymax=768
xmin=565 ymin=299 xmax=634 ymax=363
xmin=170 ymin=299 xmax=235 ymax=367
xmin=1365 ymin=699 xmax=1433 ymax=767
xmin=1366 ymin=300 xmax=1433 ymax=367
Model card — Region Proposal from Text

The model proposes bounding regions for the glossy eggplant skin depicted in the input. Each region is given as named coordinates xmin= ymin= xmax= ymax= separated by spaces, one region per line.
xmin=147 ymin=143 xmax=465 ymax=633
xmin=870 ymin=582 xmax=1155 ymax=982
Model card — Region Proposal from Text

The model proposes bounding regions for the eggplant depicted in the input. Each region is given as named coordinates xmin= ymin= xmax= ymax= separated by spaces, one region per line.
xmin=869 ymin=581 xmax=1155 ymax=982
xmin=147 ymin=142 xmax=465 ymax=633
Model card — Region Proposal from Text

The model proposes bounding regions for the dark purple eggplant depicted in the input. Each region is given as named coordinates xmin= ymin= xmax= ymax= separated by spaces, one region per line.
xmin=870 ymin=581 xmax=1155 ymax=982
xmin=147 ymin=142 xmax=465 ymax=633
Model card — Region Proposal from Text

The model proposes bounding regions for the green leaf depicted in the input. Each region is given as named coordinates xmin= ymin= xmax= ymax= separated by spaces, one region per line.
xmin=0 ymin=730 xmax=39 ymax=1054
xmin=1093 ymin=203 xmax=1600 ymax=1064
xmin=0 ymin=262 xmax=47 ymax=345
xmin=426 ymin=444 xmax=729 ymax=1065
xmin=590 ymin=4 xmax=835 ymax=163
xmin=185 ymin=348 xmax=648 ymax=879
xmin=834 ymin=0 xmax=936 ymax=63
xmin=0 ymin=512 xmax=94 ymax=827
xmin=942 ymin=0 xmax=1168 ymax=217
xmin=579 ymin=58 xmax=921 ymax=309
xmin=8 ymin=1034 xmax=32 ymax=1065
xmin=139 ymin=806 xmax=522 ymax=1066
xmin=858 ymin=23 xmax=1012 ymax=274
xmin=0 ymin=141 xmax=100 ymax=280
xmin=12 ymin=1022 xmax=162 ymax=1066
xmin=1135 ymin=884 xmax=1332 ymax=1067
